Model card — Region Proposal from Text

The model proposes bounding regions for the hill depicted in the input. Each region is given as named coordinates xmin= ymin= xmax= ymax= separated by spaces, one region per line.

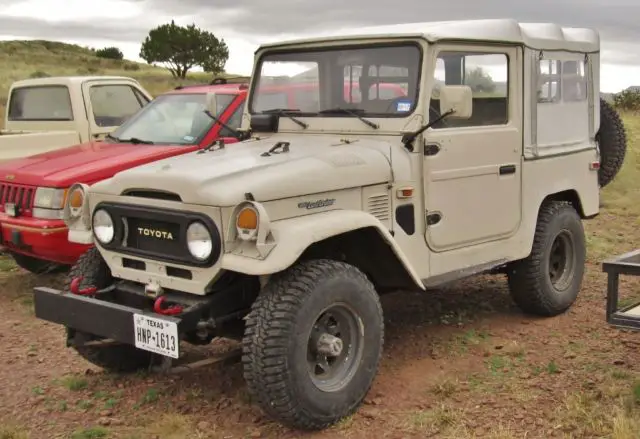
xmin=0 ymin=39 xmax=248 ymax=128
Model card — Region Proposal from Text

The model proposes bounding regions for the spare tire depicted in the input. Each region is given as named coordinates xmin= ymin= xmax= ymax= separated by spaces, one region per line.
xmin=597 ymin=98 xmax=627 ymax=187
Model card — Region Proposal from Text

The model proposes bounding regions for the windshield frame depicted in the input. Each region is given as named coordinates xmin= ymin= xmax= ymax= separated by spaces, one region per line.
xmin=248 ymin=41 xmax=424 ymax=120
xmin=106 ymin=91 xmax=238 ymax=146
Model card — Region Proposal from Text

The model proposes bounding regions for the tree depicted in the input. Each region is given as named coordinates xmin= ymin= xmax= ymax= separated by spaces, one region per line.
xmin=613 ymin=87 xmax=640 ymax=112
xmin=95 ymin=46 xmax=124 ymax=60
xmin=465 ymin=67 xmax=496 ymax=93
xmin=139 ymin=21 xmax=229 ymax=79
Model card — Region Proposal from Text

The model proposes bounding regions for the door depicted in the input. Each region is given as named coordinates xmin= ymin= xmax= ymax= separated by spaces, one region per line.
xmin=81 ymin=80 xmax=151 ymax=141
xmin=423 ymin=44 xmax=522 ymax=252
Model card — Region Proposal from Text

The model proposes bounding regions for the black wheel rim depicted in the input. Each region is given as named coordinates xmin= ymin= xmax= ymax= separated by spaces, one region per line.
xmin=306 ymin=303 xmax=364 ymax=392
xmin=548 ymin=229 xmax=575 ymax=291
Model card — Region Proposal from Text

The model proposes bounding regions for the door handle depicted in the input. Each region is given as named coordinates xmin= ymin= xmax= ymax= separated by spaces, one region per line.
xmin=499 ymin=164 xmax=516 ymax=175
xmin=424 ymin=143 xmax=440 ymax=156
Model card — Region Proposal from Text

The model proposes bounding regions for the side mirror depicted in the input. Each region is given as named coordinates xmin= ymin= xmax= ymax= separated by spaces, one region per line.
xmin=439 ymin=85 xmax=473 ymax=119
xmin=205 ymin=92 xmax=218 ymax=116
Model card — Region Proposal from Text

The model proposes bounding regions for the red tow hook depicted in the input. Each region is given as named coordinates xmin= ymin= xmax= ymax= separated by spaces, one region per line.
xmin=69 ymin=277 xmax=98 ymax=296
xmin=153 ymin=296 xmax=183 ymax=316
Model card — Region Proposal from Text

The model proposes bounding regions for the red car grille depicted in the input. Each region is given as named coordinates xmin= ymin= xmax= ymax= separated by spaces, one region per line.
xmin=0 ymin=184 xmax=35 ymax=212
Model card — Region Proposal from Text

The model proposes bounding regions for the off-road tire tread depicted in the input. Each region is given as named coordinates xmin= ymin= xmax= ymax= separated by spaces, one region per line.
xmin=65 ymin=248 xmax=154 ymax=373
xmin=241 ymin=259 xmax=384 ymax=430
xmin=598 ymin=97 xmax=627 ymax=188
xmin=507 ymin=201 xmax=584 ymax=316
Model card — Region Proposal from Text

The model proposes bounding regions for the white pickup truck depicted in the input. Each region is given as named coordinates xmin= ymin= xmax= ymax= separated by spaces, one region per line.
xmin=0 ymin=76 xmax=153 ymax=162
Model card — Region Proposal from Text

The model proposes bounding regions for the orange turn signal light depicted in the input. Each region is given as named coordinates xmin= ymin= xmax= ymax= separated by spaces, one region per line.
xmin=236 ymin=206 xmax=258 ymax=230
xmin=69 ymin=188 xmax=84 ymax=208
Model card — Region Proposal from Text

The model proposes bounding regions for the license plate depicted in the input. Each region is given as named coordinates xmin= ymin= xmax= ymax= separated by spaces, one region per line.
xmin=4 ymin=203 xmax=16 ymax=217
xmin=133 ymin=313 xmax=179 ymax=358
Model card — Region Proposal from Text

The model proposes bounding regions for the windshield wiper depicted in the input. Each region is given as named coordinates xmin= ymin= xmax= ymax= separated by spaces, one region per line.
xmin=117 ymin=137 xmax=154 ymax=145
xmin=105 ymin=134 xmax=154 ymax=144
xmin=203 ymin=109 xmax=245 ymax=139
xmin=261 ymin=108 xmax=308 ymax=129
xmin=318 ymin=108 xmax=379 ymax=129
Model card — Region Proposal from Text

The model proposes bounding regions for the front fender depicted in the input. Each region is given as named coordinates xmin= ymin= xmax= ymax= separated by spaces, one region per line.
xmin=221 ymin=209 xmax=425 ymax=290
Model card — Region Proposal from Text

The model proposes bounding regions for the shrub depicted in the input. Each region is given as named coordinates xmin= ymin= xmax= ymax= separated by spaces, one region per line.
xmin=95 ymin=46 xmax=124 ymax=60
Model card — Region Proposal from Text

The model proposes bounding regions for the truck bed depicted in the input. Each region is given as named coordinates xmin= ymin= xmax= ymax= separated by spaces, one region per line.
xmin=0 ymin=130 xmax=82 ymax=162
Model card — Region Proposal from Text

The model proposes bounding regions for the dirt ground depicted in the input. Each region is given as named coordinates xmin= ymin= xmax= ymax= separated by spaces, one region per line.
xmin=0 ymin=231 xmax=639 ymax=439
xmin=1 ymin=114 xmax=639 ymax=439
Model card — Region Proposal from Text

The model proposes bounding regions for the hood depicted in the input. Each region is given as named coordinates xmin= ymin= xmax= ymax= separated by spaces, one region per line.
xmin=93 ymin=134 xmax=394 ymax=206
xmin=0 ymin=141 xmax=190 ymax=187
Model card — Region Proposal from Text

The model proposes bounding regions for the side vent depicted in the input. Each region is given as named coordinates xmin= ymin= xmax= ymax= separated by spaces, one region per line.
xmin=367 ymin=193 xmax=390 ymax=222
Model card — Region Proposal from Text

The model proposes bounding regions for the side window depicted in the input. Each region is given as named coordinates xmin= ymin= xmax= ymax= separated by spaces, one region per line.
xmin=537 ymin=58 xmax=588 ymax=104
xmin=562 ymin=60 xmax=587 ymax=102
xmin=219 ymin=101 xmax=245 ymax=138
xmin=89 ymin=84 xmax=145 ymax=127
xmin=538 ymin=60 xmax=561 ymax=103
xmin=432 ymin=51 xmax=509 ymax=128
xmin=8 ymin=86 xmax=73 ymax=121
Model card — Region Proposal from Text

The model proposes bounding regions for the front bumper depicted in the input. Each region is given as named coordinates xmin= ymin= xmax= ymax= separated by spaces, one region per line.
xmin=33 ymin=285 xmax=205 ymax=359
xmin=0 ymin=214 xmax=90 ymax=264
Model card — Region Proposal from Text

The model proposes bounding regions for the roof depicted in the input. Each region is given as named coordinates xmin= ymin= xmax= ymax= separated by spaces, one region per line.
xmin=164 ymin=82 xmax=249 ymax=95
xmin=10 ymin=75 xmax=140 ymax=88
xmin=258 ymin=19 xmax=600 ymax=53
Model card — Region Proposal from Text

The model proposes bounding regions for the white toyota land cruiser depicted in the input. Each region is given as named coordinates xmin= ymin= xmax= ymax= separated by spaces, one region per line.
xmin=33 ymin=19 xmax=627 ymax=431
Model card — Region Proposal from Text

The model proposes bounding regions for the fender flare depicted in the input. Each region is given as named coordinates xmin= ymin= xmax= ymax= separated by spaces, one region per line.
xmin=221 ymin=209 xmax=425 ymax=290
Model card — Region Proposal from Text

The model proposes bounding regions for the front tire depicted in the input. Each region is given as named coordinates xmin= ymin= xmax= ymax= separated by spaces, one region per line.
xmin=242 ymin=259 xmax=384 ymax=430
xmin=507 ymin=201 xmax=586 ymax=317
xmin=65 ymin=248 xmax=157 ymax=373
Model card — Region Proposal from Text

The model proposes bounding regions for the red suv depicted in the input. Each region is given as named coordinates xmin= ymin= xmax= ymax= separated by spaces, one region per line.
xmin=0 ymin=81 xmax=248 ymax=273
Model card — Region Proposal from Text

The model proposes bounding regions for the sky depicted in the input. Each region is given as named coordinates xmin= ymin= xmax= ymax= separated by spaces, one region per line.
xmin=1 ymin=0 xmax=640 ymax=93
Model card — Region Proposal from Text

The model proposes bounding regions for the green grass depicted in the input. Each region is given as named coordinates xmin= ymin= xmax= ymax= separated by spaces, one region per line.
xmin=70 ymin=427 xmax=108 ymax=439
xmin=0 ymin=39 xmax=247 ymax=129
xmin=585 ymin=111 xmax=640 ymax=262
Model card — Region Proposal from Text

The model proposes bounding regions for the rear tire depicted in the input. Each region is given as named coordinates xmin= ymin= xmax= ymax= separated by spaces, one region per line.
xmin=242 ymin=259 xmax=384 ymax=430
xmin=507 ymin=201 xmax=586 ymax=317
xmin=65 ymin=247 xmax=157 ymax=373
xmin=11 ymin=252 xmax=68 ymax=274
xmin=597 ymin=98 xmax=627 ymax=188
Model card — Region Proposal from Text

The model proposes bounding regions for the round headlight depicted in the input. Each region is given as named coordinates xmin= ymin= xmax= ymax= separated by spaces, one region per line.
xmin=187 ymin=221 xmax=212 ymax=260
xmin=93 ymin=209 xmax=114 ymax=244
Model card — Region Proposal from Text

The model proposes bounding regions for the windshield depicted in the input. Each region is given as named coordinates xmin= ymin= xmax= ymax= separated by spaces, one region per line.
xmin=108 ymin=92 xmax=236 ymax=145
xmin=249 ymin=43 xmax=421 ymax=117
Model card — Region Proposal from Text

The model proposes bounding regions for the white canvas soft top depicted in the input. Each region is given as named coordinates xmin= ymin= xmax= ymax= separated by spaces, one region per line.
xmin=258 ymin=19 xmax=600 ymax=54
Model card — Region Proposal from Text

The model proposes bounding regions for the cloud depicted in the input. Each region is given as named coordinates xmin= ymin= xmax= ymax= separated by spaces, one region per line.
xmin=2 ymin=0 xmax=640 ymax=90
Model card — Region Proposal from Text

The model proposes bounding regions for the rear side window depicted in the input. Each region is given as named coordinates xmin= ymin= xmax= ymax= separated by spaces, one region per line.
xmin=89 ymin=84 xmax=148 ymax=127
xmin=8 ymin=85 xmax=73 ymax=121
